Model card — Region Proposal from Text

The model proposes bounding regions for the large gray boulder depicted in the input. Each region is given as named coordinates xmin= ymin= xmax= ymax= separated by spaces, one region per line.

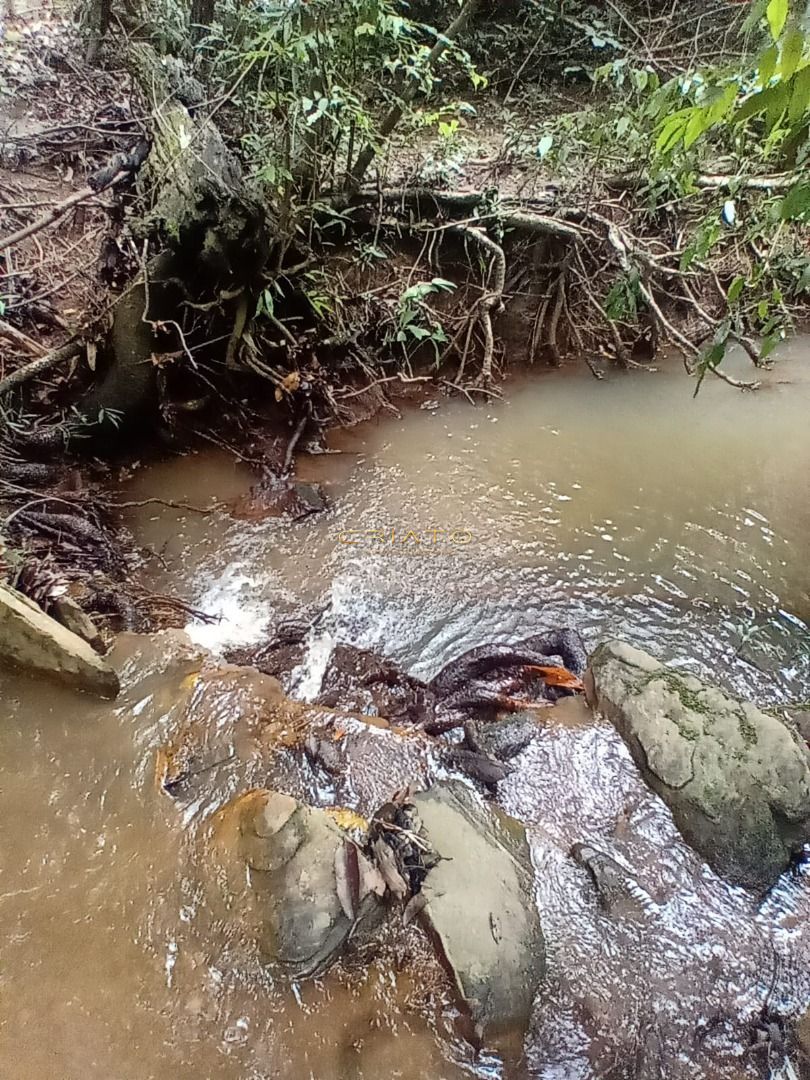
xmin=586 ymin=640 xmax=810 ymax=892
xmin=212 ymin=789 xmax=385 ymax=978
xmin=413 ymin=781 xmax=545 ymax=1039
xmin=0 ymin=583 xmax=118 ymax=697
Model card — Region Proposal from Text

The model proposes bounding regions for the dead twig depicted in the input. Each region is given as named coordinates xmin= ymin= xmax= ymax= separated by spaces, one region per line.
xmin=0 ymin=339 xmax=82 ymax=398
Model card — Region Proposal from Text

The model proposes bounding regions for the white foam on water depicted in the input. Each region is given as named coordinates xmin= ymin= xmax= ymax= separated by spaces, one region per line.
xmin=289 ymin=626 xmax=335 ymax=702
xmin=185 ymin=564 xmax=270 ymax=651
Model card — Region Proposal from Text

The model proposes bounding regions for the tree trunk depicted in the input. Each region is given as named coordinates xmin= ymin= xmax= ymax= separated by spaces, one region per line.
xmin=78 ymin=26 xmax=272 ymax=437
xmin=190 ymin=0 xmax=216 ymax=43
xmin=128 ymin=41 xmax=269 ymax=285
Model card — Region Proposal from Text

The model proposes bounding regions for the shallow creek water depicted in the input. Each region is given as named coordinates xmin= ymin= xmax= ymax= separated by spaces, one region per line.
xmin=2 ymin=347 xmax=810 ymax=1079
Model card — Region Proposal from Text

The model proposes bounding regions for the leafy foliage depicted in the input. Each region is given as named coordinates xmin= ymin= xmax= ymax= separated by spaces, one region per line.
xmin=202 ymin=0 xmax=482 ymax=205
xmin=390 ymin=278 xmax=456 ymax=360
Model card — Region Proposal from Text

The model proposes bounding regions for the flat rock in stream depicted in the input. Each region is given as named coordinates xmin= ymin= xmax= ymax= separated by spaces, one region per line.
xmin=0 ymin=583 xmax=118 ymax=697
xmin=212 ymin=789 xmax=384 ymax=979
xmin=412 ymin=781 xmax=545 ymax=1039
xmin=586 ymin=640 xmax=810 ymax=892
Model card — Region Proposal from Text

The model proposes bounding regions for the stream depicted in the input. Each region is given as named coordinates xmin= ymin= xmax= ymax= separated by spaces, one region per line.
xmin=1 ymin=346 xmax=809 ymax=1079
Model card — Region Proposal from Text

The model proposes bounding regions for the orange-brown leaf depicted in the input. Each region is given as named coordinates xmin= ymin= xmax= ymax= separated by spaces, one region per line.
xmin=527 ymin=664 xmax=585 ymax=691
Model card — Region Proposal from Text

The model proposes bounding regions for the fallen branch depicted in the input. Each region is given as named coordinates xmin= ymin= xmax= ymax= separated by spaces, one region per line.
xmin=0 ymin=319 xmax=47 ymax=357
xmin=696 ymin=173 xmax=797 ymax=191
xmin=0 ymin=141 xmax=148 ymax=253
xmin=0 ymin=339 xmax=82 ymax=398
xmin=607 ymin=172 xmax=797 ymax=192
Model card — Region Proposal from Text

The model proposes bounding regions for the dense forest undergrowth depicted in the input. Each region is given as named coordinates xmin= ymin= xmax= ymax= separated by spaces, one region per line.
xmin=0 ymin=0 xmax=808 ymax=631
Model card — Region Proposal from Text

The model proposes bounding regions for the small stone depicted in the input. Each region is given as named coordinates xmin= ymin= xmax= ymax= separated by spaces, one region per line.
xmin=51 ymin=595 xmax=104 ymax=652
xmin=213 ymin=789 xmax=383 ymax=978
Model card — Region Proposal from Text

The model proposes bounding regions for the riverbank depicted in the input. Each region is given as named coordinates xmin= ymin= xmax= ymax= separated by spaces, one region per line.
xmin=3 ymin=1 xmax=809 ymax=631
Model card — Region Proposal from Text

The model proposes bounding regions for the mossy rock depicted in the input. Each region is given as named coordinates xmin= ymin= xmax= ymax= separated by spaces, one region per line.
xmin=586 ymin=640 xmax=810 ymax=894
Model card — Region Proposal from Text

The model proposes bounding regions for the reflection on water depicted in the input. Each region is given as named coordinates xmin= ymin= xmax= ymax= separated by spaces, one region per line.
xmin=1 ymin=346 xmax=809 ymax=1079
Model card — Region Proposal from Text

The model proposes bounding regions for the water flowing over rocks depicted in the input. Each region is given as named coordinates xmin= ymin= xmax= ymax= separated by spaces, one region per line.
xmin=585 ymin=639 xmax=810 ymax=892
xmin=0 ymin=582 xmax=118 ymax=697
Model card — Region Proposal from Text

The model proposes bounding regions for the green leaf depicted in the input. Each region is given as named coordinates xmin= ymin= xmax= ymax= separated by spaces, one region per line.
xmin=704 ymin=342 xmax=726 ymax=369
xmin=430 ymin=278 xmax=457 ymax=292
xmin=789 ymin=65 xmax=810 ymax=122
xmin=706 ymin=82 xmax=739 ymax=124
xmin=741 ymin=0 xmax=769 ymax=35
xmin=727 ymin=275 xmax=746 ymax=303
xmin=656 ymin=110 xmax=690 ymax=151
xmin=766 ymin=0 xmax=788 ymax=42
xmin=407 ymin=325 xmax=432 ymax=340
xmin=779 ymin=27 xmax=805 ymax=81
xmin=766 ymin=79 xmax=790 ymax=128
xmin=683 ymin=108 xmax=707 ymax=148
xmin=778 ymin=181 xmax=810 ymax=219
xmin=758 ymin=44 xmax=779 ymax=87
xmin=536 ymin=134 xmax=554 ymax=158
xmin=759 ymin=332 xmax=781 ymax=360
xmin=736 ymin=79 xmax=788 ymax=123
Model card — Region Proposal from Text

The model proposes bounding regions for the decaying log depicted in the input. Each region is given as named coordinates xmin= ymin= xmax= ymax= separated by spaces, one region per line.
xmin=128 ymin=42 xmax=269 ymax=282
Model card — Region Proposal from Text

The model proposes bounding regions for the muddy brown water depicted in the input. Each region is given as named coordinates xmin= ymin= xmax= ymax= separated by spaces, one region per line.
xmin=1 ymin=345 xmax=810 ymax=1079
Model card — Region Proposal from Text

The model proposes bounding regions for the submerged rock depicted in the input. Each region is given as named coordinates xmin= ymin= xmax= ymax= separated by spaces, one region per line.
xmin=0 ymin=582 xmax=118 ymax=697
xmin=412 ymin=781 xmax=545 ymax=1039
xmin=586 ymin=640 xmax=810 ymax=892
xmin=211 ymin=789 xmax=385 ymax=978
xmin=570 ymin=841 xmax=653 ymax=921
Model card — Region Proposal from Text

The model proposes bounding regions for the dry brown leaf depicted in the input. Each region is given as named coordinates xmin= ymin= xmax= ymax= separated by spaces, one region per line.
xmin=372 ymin=838 xmax=409 ymax=900
xmin=402 ymin=891 xmax=428 ymax=925
xmin=335 ymin=841 xmax=359 ymax=920
xmin=527 ymin=664 xmax=585 ymax=691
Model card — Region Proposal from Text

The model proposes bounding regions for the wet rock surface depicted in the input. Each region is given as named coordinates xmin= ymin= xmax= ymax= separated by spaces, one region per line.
xmin=145 ymin=636 xmax=810 ymax=1077
xmin=586 ymin=639 xmax=810 ymax=892
xmin=413 ymin=781 xmax=545 ymax=1039
xmin=0 ymin=582 xmax=118 ymax=697
xmin=211 ymin=789 xmax=385 ymax=978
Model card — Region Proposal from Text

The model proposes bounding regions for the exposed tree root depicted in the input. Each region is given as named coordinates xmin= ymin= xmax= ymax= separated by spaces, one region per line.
xmin=341 ymin=186 xmax=767 ymax=390
xmin=447 ymin=225 xmax=506 ymax=386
